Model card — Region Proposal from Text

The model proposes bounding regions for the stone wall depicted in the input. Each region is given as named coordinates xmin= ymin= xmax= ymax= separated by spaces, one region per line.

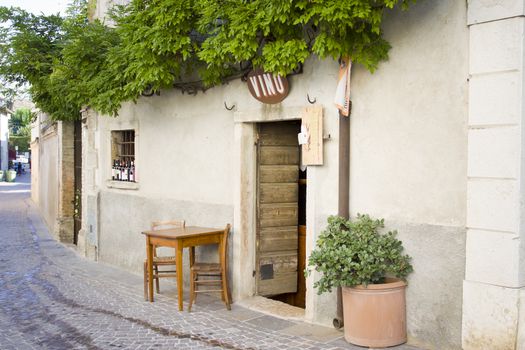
xmin=33 ymin=120 xmax=76 ymax=244
xmin=463 ymin=1 xmax=525 ymax=349
xmin=56 ymin=121 xmax=75 ymax=243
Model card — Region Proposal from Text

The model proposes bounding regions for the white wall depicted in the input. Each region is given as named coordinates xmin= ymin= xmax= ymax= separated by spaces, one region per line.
xmin=88 ymin=0 xmax=469 ymax=348
xmin=0 ymin=113 xmax=8 ymax=171
xmin=38 ymin=125 xmax=59 ymax=234
xmin=349 ymin=1 xmax=468 ymax=348
xmin=463 ymin=1 xmax=525 ymax=349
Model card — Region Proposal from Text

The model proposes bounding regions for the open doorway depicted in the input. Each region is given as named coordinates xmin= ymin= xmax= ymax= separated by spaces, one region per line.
xmin=255 ymin=120 xmax=306 ymax=308
xmin=73 ymin=120 xmax=82 ymax=245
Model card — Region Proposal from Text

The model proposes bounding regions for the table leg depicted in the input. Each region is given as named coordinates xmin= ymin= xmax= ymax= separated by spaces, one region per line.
xmin=147 ymin=237 xmax=154 ymax=302
xmin=176 ymin=242 xmax=184 ymax=311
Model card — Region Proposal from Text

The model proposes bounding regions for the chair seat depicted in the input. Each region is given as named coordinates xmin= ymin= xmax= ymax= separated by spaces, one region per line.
xmin=144 ymin=219 xmax=186 ymax=301
xmin=192 ymin=262 xmax=221 ymax=273
xmin=188 ymin=224 xmax=231 ymax=312
xmin=144 ymin=256 xmax=177 ymax=264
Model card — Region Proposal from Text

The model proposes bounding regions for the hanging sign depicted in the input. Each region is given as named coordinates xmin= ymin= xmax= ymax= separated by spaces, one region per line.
xmin=247 ymin=69 xmax=289 ymax=104
xmin=301 ymin=105 xmax=323 ymax=165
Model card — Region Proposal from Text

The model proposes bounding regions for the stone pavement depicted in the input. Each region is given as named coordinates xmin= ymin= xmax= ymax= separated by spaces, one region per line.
xmin=0 ymin=173 xmax=422 ymax=350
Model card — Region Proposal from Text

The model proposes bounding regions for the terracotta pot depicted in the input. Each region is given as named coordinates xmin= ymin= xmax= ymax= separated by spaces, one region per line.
xmin=342 ymin=278 xmax=407 ymax=347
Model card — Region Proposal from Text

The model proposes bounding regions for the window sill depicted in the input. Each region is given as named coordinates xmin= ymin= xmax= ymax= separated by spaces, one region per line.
xmin=106 ymin=180 xmax=140 ymax=190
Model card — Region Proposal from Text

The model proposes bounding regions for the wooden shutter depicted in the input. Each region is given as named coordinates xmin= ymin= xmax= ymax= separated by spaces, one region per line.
xmin=256 ymin=122 xmax=299 ymax=296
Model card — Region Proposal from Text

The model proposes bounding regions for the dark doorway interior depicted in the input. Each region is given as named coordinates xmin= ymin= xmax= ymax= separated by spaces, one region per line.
xmin=73 ymin=120 xmax=82 ymax=245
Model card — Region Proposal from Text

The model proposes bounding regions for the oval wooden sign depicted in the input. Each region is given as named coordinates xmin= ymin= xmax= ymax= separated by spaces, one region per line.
xmin=247 ymin=69 xmax=289 ymax=104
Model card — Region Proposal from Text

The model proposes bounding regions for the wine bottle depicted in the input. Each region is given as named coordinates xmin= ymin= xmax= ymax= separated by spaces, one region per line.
xmin=122 ymin=160 xmax=128 ymax=181
xmin=117 ymin=160 xmax=122 ymax=181
xmin=129 ymin=161 xmax=135 ymax=182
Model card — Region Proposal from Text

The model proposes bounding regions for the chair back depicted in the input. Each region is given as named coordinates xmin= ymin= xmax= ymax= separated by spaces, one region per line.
xmin=151 ymin=220 xmax=185 ymax=257
xmin=221 ymin=224 xmax=231 ymax=271
xmin=151 ymin=220 xmax=185 ymax=231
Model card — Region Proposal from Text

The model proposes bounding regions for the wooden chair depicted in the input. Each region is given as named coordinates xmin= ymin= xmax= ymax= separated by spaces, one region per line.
xmin=188 ymin=224 xmax=231 ymax=312
xmin=143 ymin=219 xmax=185 ymax=301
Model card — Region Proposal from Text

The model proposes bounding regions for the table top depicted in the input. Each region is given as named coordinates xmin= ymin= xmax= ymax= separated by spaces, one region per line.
xmin=142 ymin=226 xmax=224 ymax=239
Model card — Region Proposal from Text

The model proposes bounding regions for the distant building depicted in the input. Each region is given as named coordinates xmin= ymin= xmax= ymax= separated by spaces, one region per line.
xmin=0 ymin=97 xmax=12 ymax=171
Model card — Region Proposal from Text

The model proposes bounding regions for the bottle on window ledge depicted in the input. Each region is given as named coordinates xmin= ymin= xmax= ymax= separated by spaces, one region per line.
xmin=122 ymin=160 xmax=128 ymax=181
xmin=118 ymin=160 xmax=123 ymax=181
xmin=129 ymin=161 xmax=135 ymax=182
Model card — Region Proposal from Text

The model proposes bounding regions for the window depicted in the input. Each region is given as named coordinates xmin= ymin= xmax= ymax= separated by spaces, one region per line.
xmin=111 ymin=129 xmax=136 ymax=182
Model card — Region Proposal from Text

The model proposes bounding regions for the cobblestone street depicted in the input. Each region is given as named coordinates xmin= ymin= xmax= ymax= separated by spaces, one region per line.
xmin=0 ymin=174 xmax=420 ymax=350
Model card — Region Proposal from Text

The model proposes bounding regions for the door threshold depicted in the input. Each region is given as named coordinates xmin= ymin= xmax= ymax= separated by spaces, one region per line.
xmin=236 ymin=296 xmax=305 ymax=322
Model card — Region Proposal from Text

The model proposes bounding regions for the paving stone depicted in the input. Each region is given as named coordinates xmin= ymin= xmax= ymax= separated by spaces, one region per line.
xmin=0 ymin=174 xmax=422 ymax=350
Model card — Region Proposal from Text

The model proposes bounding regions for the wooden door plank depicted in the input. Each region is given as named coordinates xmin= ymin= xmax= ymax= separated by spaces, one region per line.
xmin=259 ymin=226 xmax=298 ymax=252
xmin=259 ymin=165 xmax=298 ymax=183
xmin=260 ymin=122 xmax=299 ymax=135
xmin=258 ymin=250 xmax=298 ymax=295
xmin=258 ymin=272 xmax=298 ymax=295
xmin=260 ymin=183 xmax=298 ymax=204
xmin=260 ymin=146 xmax=299 ymax=165
xmin=259 ymin=132 xmax=298 ymax=146
xmin=259 ymin=203 xmax=298 ymax=227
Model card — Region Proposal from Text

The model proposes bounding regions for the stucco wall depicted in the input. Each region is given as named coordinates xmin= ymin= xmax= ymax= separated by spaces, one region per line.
xmin=0 ymin=114 xmax=8 ymax=171
xmin=89 ymin=0 xmax=468 ymax=348
xmin=38 ymin=126 xmax=59 ymax=235
xmin=349 ymin=1 xmax=468 ymax=348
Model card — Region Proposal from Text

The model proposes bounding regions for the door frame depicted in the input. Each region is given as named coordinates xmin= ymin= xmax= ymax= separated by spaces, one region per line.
xmin=231 ymin=106 xmax=304 ymax=302
xmin=255 ymin=121 xmax=301 ymax=298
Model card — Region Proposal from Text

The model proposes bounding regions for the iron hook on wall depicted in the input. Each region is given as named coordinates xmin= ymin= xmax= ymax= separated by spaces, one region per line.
xmin=307 ymin=94 xmax=316 ymax=104
xmin=224 ymin=102 xmax=235 ymax=111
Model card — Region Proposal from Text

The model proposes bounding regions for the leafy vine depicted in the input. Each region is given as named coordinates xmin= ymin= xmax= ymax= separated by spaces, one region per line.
xmin=0 ymin=0 xmax=416 ymax=120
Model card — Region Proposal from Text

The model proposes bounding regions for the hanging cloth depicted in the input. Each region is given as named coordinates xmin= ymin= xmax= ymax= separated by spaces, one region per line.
xmin=334 ymin=57 xmax=352 ymax=117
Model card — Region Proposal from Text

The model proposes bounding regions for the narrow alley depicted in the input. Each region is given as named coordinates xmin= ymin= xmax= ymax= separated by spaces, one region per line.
xmin=0 ymin=174 xmax=419 ymax=350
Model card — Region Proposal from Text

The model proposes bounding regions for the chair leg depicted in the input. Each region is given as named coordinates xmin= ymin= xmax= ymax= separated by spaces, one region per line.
xmin=154 ymin=265 xmax=160 ymax=293
xmin=221 ymin=270 xmax=231 ymax=310
xmin=143 ymin=261 xmax=148 ymax=301
xmin=188 ymin=270 xmax=196 ymax=312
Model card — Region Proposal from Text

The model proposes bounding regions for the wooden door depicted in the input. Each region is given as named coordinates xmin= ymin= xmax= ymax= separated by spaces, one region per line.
xmin=256 ymin=122 xmax=300 ymax=296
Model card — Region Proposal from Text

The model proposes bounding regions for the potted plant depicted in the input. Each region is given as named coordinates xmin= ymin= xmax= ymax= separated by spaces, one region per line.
xmin=306 ymin=214 xmax=413 ymax=347
xmin=6 ymin=169 xmax=16 ymax=182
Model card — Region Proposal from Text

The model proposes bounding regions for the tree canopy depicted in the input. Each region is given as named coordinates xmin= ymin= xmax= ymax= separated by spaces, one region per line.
xmin=0 ymin=0 xmax=415 ymax=121
xmin=9 ymin=107 xmax=34 ymax=136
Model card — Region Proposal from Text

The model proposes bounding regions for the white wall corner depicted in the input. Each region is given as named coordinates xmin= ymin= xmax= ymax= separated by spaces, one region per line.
xmin=467 ymin=179 xmax=519 ymax=232
xmin=469 ymin=17 xmax=524 ymax=75
xmin=467 ymin=126 xmax=520 ymax=178
xmin=462 ymin=280 xmax=520 ymax=349
xmin=468 ymin=0 xmax=525 ymax=25
xmin=465 ymin=229 xmax=522 ymax=287
xmin=468 ymin=71 xmax=522 ymax=126
xmin=518 ymin=288 xmax=525 ymax=350
xmin=232 ymin=123 xmax=257 ymax=301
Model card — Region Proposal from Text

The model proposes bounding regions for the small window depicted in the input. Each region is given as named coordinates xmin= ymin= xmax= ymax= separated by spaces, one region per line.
xmin=111 ymin=129 xmax=136 ymax=182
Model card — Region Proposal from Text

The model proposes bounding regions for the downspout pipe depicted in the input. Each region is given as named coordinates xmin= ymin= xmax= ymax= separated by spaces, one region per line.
xmin=333 ymin=111 xmax=350 ymax=329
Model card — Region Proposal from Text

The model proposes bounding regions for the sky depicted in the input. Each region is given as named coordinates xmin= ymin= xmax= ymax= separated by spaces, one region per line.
xmin=0 ymin=0 xmax=69 ymax=15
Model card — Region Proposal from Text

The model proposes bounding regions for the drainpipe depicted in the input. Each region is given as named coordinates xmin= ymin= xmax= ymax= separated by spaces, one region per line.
xmin=333 ymin=111 xmax=350 ymax=329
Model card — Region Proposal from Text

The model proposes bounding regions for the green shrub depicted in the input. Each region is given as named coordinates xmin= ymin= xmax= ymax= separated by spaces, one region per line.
xmin=306 ymin=214 xmax=413 ymax=294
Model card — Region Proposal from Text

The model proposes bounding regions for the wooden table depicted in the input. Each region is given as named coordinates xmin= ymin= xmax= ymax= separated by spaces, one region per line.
xmin=142 ymin=226 xmax=226 ymax=311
